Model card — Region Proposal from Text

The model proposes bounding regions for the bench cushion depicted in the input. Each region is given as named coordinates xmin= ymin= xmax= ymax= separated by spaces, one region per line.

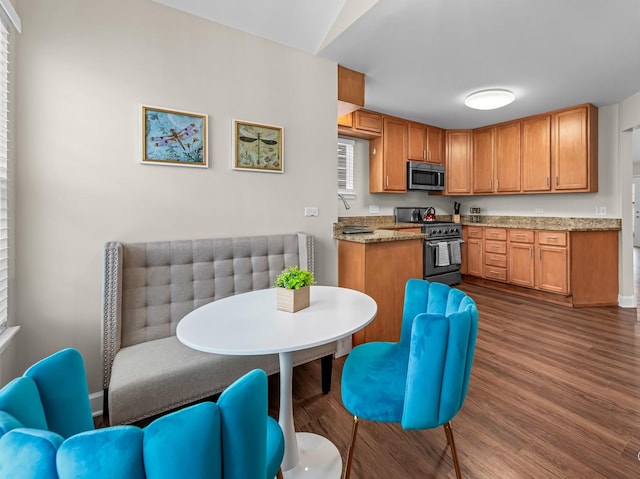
xmin=109 ymin=336 xmax=334 ymax=425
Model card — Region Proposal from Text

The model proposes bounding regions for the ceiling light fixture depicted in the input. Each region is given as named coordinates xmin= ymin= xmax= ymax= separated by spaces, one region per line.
xmin=464 ymin=89 xmax=515 ymax=110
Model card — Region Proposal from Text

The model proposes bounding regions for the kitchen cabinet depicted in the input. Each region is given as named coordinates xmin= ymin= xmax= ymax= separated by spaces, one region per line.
xmin=463 ymin=226 xmax=483 ymax=277
xmin=472 ymin=127 xmax=494 ymax=193
xmin=369 ymin=116 xmax=408 ymax=193
xmin=408 ymin=122 xmax=444 ymax=164
xmin=463 ymin=225 xmax=617 ymax=307
xmin=522 ymin=114 xmax=552 ymax=192
xmin=338 ymin=109 xmax=383 ymax=140
xmin=552 ymin=104 xmax=598 ymax=192
xmin=445 ymin=130 xmax=472 ymax=195
xmin=483 ymin=228 xmax=507 ymax=282
xmin=535 ymin=231 xmax=569 ymax=294
xmin=507 ymin=229 xmax=535 ymax=288
xmin=494 ymin=121 xmax=521 ymax=192
xmin=338 ymin=238 xmax=423 ymax=345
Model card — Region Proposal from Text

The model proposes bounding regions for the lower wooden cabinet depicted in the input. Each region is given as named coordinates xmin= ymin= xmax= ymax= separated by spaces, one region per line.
xmin=463 ymin=226 xmax=617 ymax=307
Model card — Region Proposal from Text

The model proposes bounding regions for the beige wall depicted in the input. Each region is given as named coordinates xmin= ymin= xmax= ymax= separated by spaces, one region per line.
xmin=12 ymin=0 xmax=338 ymax=391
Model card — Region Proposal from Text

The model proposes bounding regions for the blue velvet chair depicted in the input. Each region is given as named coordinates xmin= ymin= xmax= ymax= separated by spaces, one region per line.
xmin=0 ymin=349 xmax=284 ymax=479
xmin=341 ymin=279 xmax=479 ymax=479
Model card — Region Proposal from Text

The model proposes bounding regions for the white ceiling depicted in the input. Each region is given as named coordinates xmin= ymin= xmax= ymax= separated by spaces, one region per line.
xmin=154 ymin=0 xmax=640 ymax=130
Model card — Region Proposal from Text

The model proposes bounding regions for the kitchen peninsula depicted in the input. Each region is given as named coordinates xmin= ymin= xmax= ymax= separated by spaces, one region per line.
xmin=335 ymin=214 xmax=621 ymax=344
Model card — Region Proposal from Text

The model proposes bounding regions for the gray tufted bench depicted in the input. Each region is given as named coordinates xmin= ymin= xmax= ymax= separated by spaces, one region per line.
xmin=101 ymin=232 xmax=335 ymax=425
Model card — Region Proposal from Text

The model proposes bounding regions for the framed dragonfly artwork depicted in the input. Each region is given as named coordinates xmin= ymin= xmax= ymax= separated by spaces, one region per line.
xmin=141 ymin=105 xmax=208 ymax=167
xmin=232 ymin=120 xmax=283 ymax=173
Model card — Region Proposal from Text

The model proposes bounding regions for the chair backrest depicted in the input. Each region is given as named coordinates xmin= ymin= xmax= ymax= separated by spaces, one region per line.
xmin=0 ymin=348 xmax=93 ymax=440
xmin=399 ymin=279 xmax=478 ymax=430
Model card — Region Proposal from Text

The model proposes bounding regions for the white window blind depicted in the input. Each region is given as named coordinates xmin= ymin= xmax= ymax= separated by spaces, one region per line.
xmin=0 ymin=21 xmax=9 ymax=336
xmin=338 ymin=137 xmax=355 ymax=194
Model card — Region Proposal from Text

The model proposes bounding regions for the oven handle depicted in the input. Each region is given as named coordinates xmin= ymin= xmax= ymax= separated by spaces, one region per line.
xmin=426 ymin=240 xmax=465 ymax=247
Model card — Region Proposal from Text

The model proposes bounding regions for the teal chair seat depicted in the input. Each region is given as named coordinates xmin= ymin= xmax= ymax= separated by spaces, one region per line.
xmin=341 ymin=279 xmax=478 ymax=479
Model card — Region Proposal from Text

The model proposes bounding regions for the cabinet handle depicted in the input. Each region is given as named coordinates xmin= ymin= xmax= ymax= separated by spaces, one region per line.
xmin=555 ymin=176 xmax=559 ymax=186
xmin=516 ymin=234 xmax=525 ymax=237
xmin=538 ymin=248 xmax=541 ymax=259
xmin=496 ymin=179 xmax=499 ymax=189
xmin=529 ymin=247 xmax=532 ymax=258
xmin=489 ymin=178 xmax=493 ymax=189
xmin=546 ymin=177 xmax=549 ymax=187
xmin=423 ymin=149 xmax=426 ymax=160
xmin=385 ymin=176 xmax=389 ymax=187
xmin=546 ymin=236 xmax=558 ymax=240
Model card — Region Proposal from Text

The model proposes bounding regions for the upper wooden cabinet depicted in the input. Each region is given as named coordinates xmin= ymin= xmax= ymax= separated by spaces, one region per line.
xmin=472 ymin=126 xmax=494 ymax=193
xmin=338 ymin=110 xmax=382 ymax=140
xmin=522 ymin=114 xmax=552 ymax=192
xmin=337 ymin=65 xmax=365 ymax=117
xmin=553 ymin=104 xmax=598 ymax=192
xmin=408 ymin=122 xmax=444 ymax=164
xmin=445 ymin=130 xmax=472 ymax=195
xmin=369 ymin=116 xmax=408 ymax=193
xmin=494 ymin=121 xmax=521 ymax=192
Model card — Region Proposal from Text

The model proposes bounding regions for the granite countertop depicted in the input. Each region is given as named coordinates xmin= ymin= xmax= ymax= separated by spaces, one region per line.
xmin=334 ymin=214 xmax=621 ymax=244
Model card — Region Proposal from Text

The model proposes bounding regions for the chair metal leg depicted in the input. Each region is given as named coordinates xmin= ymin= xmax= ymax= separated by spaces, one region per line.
xmin=343 ymin=415 xmax=359 ymax=479
xmin=443 ymin=422 xmax=462 ymax=479
xmin=276 ymin=468 xmax=284 ymax=479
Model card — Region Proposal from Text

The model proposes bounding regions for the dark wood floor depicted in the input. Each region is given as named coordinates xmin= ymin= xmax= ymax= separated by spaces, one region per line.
xmin=275 ymin=274 xmax=640 ymax=478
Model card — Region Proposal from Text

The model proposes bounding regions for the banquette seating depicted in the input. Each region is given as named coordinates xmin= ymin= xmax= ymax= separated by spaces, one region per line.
xmin=102 ymin=232 xmax=335 ymax=424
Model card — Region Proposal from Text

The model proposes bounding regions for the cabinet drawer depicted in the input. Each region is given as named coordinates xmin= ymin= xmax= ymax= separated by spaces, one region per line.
xmin=484 ymin=228 xmax=507 ymax=240
xmin=355 ymin=110 xmax=382 ymax=133
xmin=485 ymin=240 xmax=506 ymax=254
xmin=537 ymin=231 xmax=568 ymax=246
xmin=466 ymin=227 xmax=483 ymax=239
xmin=483 ymin=265 xmax=507 ymax=282
xmin=485 ymin=254 xmax=507 ymax=268
xmin=509 ymin=229 xmax=534 ymax=243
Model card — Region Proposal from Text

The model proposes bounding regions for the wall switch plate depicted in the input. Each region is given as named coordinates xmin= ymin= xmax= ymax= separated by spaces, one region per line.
xmin=535 ymin=208 xmax=544 ymax=214
xmin=595 ymin=206 xmax=607 ymax=216
xmin=304 ymin=207 xmax=319 ymax=217
xmin=369 ymin=205 xmax=380 ymax=214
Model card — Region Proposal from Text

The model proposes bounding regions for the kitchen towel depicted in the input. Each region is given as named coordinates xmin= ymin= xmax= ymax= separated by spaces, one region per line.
xmin=436 ymin=241 xmax=450 ymax=266
xmin=449 ymin=240 xmax=462 ymax=265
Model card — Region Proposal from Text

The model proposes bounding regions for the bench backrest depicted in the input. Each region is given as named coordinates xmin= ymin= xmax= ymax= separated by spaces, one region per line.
xmin=102 ymin=233 xmax=314 ymax=389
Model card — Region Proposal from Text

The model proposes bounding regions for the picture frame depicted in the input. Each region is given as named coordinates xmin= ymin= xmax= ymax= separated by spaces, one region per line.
xmin=232 ymin=120 xmax=283 ymax=173
xmin=141 ymin=105 xmax=208 ymax=167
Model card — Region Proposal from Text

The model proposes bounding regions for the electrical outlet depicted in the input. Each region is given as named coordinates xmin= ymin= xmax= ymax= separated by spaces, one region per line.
xmin=304 ymin=207 xmax=319 ymax=217
xmin=369 ymin=205 xmax=380 ymax=214
xmin=535 ymin=208 xmax=544 ymax=214
xmin=595 ymin=206 xmax=607 ymax=216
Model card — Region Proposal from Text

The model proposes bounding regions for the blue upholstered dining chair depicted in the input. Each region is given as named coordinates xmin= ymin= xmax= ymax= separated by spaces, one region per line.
xmin=341 ymin=278 xmax=479 ymax=479
xmin=0 ymin=349 xmax=284 ymax=479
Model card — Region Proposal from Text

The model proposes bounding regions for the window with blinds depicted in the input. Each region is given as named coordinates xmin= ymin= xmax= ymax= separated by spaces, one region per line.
xmin=338 ymin=137 xmax=355 ymax=195
xmin=0 ymin=21 xmax=8 ymax=336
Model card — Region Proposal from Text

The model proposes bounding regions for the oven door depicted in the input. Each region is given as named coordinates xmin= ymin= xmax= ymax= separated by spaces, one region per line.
xmin=423 ymin=240 xmax=462 ymax=285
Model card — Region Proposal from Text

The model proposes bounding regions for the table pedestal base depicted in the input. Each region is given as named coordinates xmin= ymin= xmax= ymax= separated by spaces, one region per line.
xmin=282 ymin=432 xmax=342 ymax=478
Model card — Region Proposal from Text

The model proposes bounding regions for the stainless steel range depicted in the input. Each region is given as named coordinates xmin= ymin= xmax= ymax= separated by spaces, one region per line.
xmin=395 ymin=207 xmax=463 ymax=285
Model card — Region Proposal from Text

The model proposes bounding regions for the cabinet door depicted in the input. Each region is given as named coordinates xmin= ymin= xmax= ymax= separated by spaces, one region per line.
xmin=522 ymin=115 xmax=551 ymax=191
xmin=354 ymin=110 xmax=382 ymax=133
xmin=445 ymin=130 xmax=472 ymax=194
xmin=407 ymin=122 xmax=427 ymax=161
xmin=473 ymin=127 xmax=494 ymax=193
xmin=495 ymin=121 xmax=521 ymax=192
xmin=427 ymin=126 xmax=444 ymax=164
xmin=338 ymin=112 xmax=353 ymax=128
xmin=553 ymin=106 xmax=589 ymax=191
xmin=535 ymin=245 xmax=569 ymax=294
xmin=508 ymin=242 xmax=535 ymax=288
xmin=382 ymin=117 xmax=408 ymax=191
xmin=466 ymin=238 xmax=483 ymax=276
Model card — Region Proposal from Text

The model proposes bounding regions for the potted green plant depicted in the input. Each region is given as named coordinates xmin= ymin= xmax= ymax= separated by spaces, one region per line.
xmin=275 ymin=265 xmax=314 ymax=312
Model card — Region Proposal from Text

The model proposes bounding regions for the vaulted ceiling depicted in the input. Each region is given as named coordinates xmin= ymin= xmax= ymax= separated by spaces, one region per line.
xmin=153 ymin=0 xmax=640 ymax=130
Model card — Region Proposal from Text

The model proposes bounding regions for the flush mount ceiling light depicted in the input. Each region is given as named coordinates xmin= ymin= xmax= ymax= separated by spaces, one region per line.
xmin=464 ymin=89 xmax=515 ymax=110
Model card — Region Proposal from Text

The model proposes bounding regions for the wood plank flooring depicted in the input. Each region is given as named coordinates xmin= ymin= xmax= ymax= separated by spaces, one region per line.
xmin=274 ymin=279 xmax=640 ymax=478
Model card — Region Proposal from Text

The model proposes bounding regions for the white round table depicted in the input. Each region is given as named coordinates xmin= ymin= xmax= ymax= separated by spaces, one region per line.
xmin=176 ymin=285 xmax=377 ymax=479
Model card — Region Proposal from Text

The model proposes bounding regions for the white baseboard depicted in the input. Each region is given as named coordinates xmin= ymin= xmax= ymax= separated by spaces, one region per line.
xmin=90 ymin=390 xmax=103 ymax=417
xmin=618 ymin=294 xmax=637 ymax=308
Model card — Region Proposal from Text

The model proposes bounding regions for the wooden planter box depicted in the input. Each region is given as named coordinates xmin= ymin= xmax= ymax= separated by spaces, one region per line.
xmin=277 ymin=286 xmax=310 ymax=312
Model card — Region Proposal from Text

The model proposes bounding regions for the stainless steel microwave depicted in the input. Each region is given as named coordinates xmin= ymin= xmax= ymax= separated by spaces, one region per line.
xmin=407 ymin=161 xmax=445 ymax=191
